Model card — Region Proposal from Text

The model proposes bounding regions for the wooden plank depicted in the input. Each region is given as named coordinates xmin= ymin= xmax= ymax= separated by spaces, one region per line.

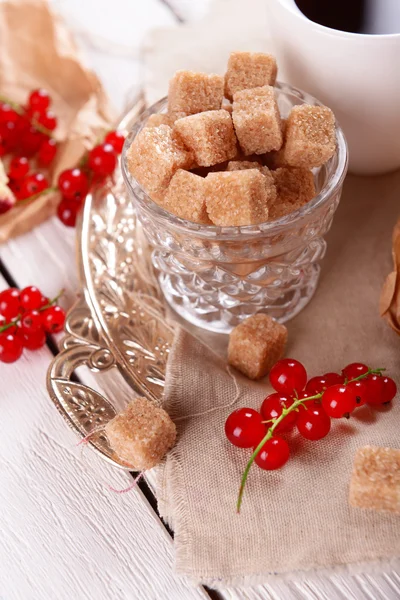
xmin=0 ymin=273 xmax=209 ymax=600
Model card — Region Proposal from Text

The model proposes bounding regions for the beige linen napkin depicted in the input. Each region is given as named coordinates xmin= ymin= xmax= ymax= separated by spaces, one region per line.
xmin=157 ymin=171 xmax=400 ymax=586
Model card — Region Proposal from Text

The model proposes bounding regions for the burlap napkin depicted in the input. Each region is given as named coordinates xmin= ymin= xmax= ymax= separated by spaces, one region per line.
xmin=156 ymin=171 xmax=400 ymax=586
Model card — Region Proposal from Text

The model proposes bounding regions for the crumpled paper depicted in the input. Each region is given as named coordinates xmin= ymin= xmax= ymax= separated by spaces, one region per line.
xmin=380 ymin=218 xmax=400 ymax=334
xmin=0 ymin=0 xmax=114 ymax=242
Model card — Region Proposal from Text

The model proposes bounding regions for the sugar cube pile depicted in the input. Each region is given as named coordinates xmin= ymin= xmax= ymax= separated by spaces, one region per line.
xmin=127 ymin=51 xmax=337 ymax=226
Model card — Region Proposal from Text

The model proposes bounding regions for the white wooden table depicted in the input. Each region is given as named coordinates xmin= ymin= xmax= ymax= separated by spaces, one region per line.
xmin=0 ymin=2 xmax=399 ymax=599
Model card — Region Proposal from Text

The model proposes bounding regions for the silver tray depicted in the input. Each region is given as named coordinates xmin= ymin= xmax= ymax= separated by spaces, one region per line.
xmin=46 ymin=97 xmax=176 ymax=469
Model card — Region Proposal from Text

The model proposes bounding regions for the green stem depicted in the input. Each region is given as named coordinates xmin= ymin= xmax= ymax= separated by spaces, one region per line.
xmin=17 ymin=186 xmax=58 ymax=207
xmin=0 ymin=94 xmax=55 ymax=138
xmin=236 ymin=367 xmax=384 ymax=513
xmin=0 ymin=287 xmax=65 ymax=334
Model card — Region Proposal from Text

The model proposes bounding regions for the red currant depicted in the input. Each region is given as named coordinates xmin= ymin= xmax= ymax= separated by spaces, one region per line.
xmin=0 ymin=288 xmax=20 ymax=320
xmin=21 ymin=328 xmax=47 ymax=350
xmin=38 ymin=138 xmax=57 ymax=166
xmin=20 ymin=310 xmax=43 ymax=334
xmin=260 ymin=393 xmax=297 ymax=432
xmin=19 ymin=286 xmax=43 ymax=311
xmin=0 ymin=120 xmax=19 ymax=151
xmin=254 ymin=436 xmax=290 ymax=470
xmin=0 ymin=332 xmax=23 ymax=363
xmin=88 ymin=143 xmax=117 ymax=177
xmin=19 ymin=173 xmax=49 ymax=199
xmin=8 ymin=179 xmax=21 ymax=200
xmin=225 ymin=408 xmax=265 ymax=448
xmin=306 ymin=376 xmax=326 ymax=395
xmin=8 ymin=156 xmax=29 ymax=180
xmin=58 ymin=168 xmax=89 ymax=202
xmin=323 ymin=372 xmax=344 ymax=387
xmin=0 ymin=104 xmax=19 ymax=124
xmin=39 ymin=295 xmax=50 ymax=308
xmin=41 ymin=305 xmax=66 ymax=333
xmin=28 ymin=89 xmax=51 ymax=113
xmin=342 ymin=362 xmax=369 ymax=381
xmin=20 ymin=125 xmax=45 ymax=156
xmin=346 ymin=380 xmax=369 ymax=406
xmin=364 ymin=374 xmax=384 ymax=405
xmin=37 ymin=110 xmax=57 ymax=131
xmin=57 ymin=198 xmax=78 ymax=227
xmin=269 ymin=358 xmax=307 ymax=395
xmin=105 ymin=130 xmax=125 ymax=154
xmin=0 ymin=194 xmax=15 ymax=214
xmin=322 ymin=384 xmax=357 ymax=418
xmin=380 ymin=377 xmax=397 ymax=404
xmin=0 ymin=134 xmax=6 ymax=156
xmin=297 ymin=403 xmax=331 ymax=440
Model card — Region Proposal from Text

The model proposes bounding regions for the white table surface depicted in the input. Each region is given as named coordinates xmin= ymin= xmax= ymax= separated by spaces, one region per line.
xmin=0 ymin=1 xmax=399 ymax=599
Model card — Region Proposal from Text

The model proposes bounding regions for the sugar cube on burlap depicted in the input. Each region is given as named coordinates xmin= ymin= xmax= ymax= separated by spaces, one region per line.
xmin=163 ymin=169 xmax=211 ymax=224
xmin=349 ymin=446 xmax=400 ymax=514
xmin=174 ymin=110 xmax=237 ymax=167
xmin=228 ymin=314 xmax=288 ymax=380
xmin=282 ymin=105 xmax=336 ymax=168
xmin=126 ymin=124 xmax=193 ymax=202
xmin=232 ymin=86 xmax=283 ymax=155
xmin=105 ymin=397 xmax=177 ymax=471
xmin=205 ymin=169 xmax=269 ymax=226
xmin=168 ymin=70 xmax=224 ymax=121
xmin=225 ymin=51 xmax=277 ymax=101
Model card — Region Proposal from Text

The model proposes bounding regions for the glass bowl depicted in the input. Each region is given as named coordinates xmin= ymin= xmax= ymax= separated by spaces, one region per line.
xmin=121 ymin=82 xmax=348 ymax=334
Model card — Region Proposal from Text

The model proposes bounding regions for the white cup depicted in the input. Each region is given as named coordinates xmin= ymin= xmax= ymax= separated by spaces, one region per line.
xmin=268 ymin=0 xmax=400 ymax=174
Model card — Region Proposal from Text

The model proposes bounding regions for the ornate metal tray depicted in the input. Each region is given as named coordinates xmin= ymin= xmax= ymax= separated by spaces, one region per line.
xmin=46 ymin=97 xmax=176 ymax=469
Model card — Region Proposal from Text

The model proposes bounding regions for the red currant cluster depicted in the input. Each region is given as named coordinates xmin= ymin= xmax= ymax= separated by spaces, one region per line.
xmin=225 ymin=358 xmax=397 ymax=511
xmin=0 ymin=89 xmax=58 ymax=213
xmin=0 ymin=286 xmax=66 ymax=363
xmin=56 ymin=129 xmax=125 ymax=227
xmin=0 ymin=88 xmax=125 ymax=227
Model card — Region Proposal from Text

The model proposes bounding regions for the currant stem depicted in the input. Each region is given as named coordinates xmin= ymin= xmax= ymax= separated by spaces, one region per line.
xmin=0 ymin=288 xmax=65 ymax=334
xmin=236 ymin=367 xmax=385 ymax=513
xmin=0 ymin=94 xmax=55 ymax=138
xmin=17 ymin=186 xmax=58 ymax=206
xmin=41 ymin=288 xmax=65 ymax=311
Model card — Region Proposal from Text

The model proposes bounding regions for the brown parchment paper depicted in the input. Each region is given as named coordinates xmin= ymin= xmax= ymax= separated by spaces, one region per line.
xmin=0 ymin=0 xmax=114 ymax=242
xmin=380 ymin=218 xmax=400 ymax=334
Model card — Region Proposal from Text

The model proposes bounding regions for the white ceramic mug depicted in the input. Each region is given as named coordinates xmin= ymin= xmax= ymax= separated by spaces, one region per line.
xmin=268 ymin=0 xmax=400 ymax=174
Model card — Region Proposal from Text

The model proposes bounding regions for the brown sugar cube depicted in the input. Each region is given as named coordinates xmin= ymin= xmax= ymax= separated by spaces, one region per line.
xmin=268 ymin=167 xmax=315 ymax=220
xmin=205 ymin=170 xmax=269 ymax=226
xmin=145 ymin=113 xmax=173 ymax=128
xmin=349 ymin=446 xmax=400 ymax=514
xmin=105 ymin=397 xmax=177 ymax=471
xmin=272 ymin=167 xmax=315 ymax=205
xmin=225 ymin=51 xmax=278 ymax=101
xmin=232 ymin=86 xmax=283 ymax=155
xmin=228 ymin=314 xmax=287 ymax=380
xmin=168 ymin=70 xmax=224 ymax=121
xmin=163 ymin=169 xmax=211 ymax=224
xmin=226 ymin=161 xmax=277 ymax=207
xmin=126 ymin=124 xmax=194 ymax=202
xmin=174 ymin=110 xmax=237 ymax=167
xmin=282 ymin=105 xmax=336 ymax=168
